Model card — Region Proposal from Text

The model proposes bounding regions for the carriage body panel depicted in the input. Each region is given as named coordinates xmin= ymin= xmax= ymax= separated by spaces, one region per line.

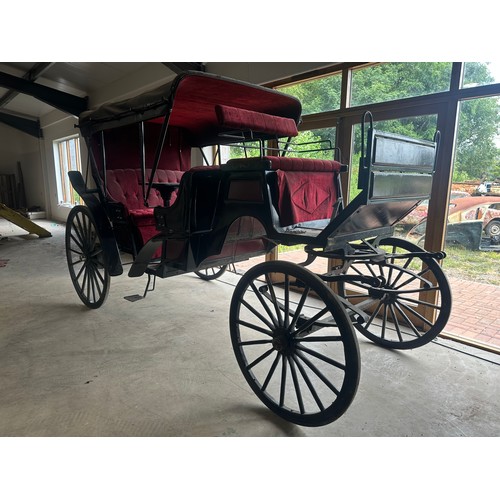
xmin=65 ymin=71 xmax=451 ymax=428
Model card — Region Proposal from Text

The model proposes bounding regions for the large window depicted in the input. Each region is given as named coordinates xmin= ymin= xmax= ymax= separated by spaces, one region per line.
xmin=268 ymin=62 xmax=500 ymax=353
xmin=278 ymin=73 xmax=342 ymax=114
xmin=350 ymin=62 xmax=453 ymax=107
xmin=53 ymin=135 xmax=82 ymax=206
xmin=462 ymin=62 xmax=500 ymax=88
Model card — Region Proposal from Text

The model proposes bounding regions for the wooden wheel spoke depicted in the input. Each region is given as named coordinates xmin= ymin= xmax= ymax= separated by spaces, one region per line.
xmin=246 ymin=347 xmax=275 ymax=371
xmin=294 ymin=350 xmax=340 ymax=396
xmin=250 ymin=281 xmax=279 ymax=329
xmin=240 ymin=297 xmax=276 ymax=331
xmin=291 ymin=353 xmax=325 ymax=411
xmin=288 ymin=355 xmax=305 ymax=414
xmin=261 ymin=352 xmax=281 ymax=393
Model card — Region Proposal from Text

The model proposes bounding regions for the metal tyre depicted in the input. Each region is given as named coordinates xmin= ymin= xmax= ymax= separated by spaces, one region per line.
xmin=339 ymin=237 xmax=451 ymax=350
xmin=194 ymin=265 xmax=228 ymax=281
xmin=65 ymin=205 xmax=110 ymax=309
xmin=230 ymin=260 xmax=360 ymax=427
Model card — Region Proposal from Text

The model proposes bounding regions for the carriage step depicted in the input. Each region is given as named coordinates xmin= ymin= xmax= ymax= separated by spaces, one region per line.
xmin=124 ymin=294 xmax=144 ymax=302
xmin=123 ymin=274 xmax=156 ymax=302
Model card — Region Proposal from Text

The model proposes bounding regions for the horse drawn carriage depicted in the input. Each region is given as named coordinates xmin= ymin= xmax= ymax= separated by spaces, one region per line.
xmin=66 ymin=71 xmax=451 ymax=426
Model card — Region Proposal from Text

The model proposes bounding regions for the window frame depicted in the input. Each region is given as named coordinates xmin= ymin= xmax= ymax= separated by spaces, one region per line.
xmin=271 ymin=62 xmax=500 ymax=253
xmin=53 ymin=134 xmax=82 ymax=207
xmin=268 ymin=62 xmax=500 ymax=352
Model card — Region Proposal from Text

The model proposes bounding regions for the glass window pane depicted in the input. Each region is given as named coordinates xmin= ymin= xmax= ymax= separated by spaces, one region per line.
xmin=351 ymin=63 xmax=452 ymax=107
xmin=462 ymin=62 xmax=500 ymax=88
xmin=454 ymin=97 xmax=500 ymax=183
xmin=284 ymin=127 xmax=336 ymax=159
xmin=278 ymin=73 xmax=342 ymax=115
xmin=53 ymin=135 xmax=82 ymax=206
xmin=440 ymin=95 xmax=500 ymax=350
xmin=225 ymin=141 xmax=263 ymax=160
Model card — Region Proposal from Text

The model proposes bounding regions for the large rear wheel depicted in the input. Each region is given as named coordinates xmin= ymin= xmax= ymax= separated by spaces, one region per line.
xmin=194 ymin=265 xmax=228 ymax=281
xmin=65 ymin=205 xmax=110 ymax=309
xmin=230 ymin=261 xmax=360 ymax=427
xmin=338 ymin=237 xmax=451 ymax=350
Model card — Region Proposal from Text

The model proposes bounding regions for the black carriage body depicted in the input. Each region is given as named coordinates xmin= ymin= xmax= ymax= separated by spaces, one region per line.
xmin=66 ymin=70 xmax=452 ymax=427
xmin=73 ymin=71 xmax=309 ymax=276
xmin=71 ymin=71 xmax=444 ymax=281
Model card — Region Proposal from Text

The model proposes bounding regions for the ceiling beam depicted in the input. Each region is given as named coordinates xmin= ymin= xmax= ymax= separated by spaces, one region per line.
xmin=0 ymin=62 xmax=56 ymax=109
xmin=0 ymin=111 xmax=42 ymax=138
xmin=162 ymin=62 xmax=205 ymax=74
xmin=0 ymin=70 xmax=88 ymax=116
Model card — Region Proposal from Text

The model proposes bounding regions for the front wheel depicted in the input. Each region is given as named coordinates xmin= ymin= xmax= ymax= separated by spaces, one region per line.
xmin=65 ymin=205 xmax=110 ymax=309
xmin=230 ymin=261 xmax=360 ymax=427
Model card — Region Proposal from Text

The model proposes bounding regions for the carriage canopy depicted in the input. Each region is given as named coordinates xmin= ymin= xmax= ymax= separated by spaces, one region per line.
xmin=78 ymin=71 xmax=303 ymax=147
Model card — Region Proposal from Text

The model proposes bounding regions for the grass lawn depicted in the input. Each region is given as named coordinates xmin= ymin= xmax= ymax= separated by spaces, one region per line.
xmin=442 ymin=245 xmax=500 ymax=286
xmin=278 ymin=241 xmax=500 ymax=286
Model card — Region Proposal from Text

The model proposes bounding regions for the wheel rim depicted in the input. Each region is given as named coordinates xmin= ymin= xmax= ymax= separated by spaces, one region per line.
xmin=194 ymin=265 xmax=228 ymax=281
xmin=339 ymin=237 xmax=451 ymax=349
xmin=230 ymin=261 xmax=360 ymax=427
xmin=66 ymin=206 xmax=110 ymax=309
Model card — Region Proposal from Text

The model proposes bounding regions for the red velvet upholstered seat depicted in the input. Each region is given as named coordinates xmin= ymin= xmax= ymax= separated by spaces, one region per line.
xmin=106 ymin=168 xmax=184 ymax=247
xmin=263 ymin=156 xmax=342 ymax=226
xmin=224 ymin=155 xmax=342 ymax=227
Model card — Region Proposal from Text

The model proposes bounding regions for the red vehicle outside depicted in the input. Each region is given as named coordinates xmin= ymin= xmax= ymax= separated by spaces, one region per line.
xmin=447 ymin=196 xmax=500 ymax=237
xmin=407 ymin=195 xmax=500 ymax=242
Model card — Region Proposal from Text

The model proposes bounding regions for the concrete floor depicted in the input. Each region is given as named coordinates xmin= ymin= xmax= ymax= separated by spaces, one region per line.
xmin=1 ymin=218 xmax=499 ymax=437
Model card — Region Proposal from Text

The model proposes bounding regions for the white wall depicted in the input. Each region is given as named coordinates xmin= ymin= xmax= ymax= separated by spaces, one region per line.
xmin=0 ymin=123 xmax=45 ymax=210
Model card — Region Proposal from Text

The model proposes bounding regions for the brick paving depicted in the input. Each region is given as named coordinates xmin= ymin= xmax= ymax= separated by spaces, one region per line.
xmin=234 ymin=249 xmax=500 ymax=351
xmin=445 ymin=277 xmax=500 ymax=348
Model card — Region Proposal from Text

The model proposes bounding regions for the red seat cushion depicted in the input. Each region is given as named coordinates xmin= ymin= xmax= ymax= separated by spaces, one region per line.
xmin=105 ymin=168 xmax=185 ymax=253
xmin=128 ymin=208 xmax=156 ymax=227
xmin=106 ymin=168 xmax=184 ymax=212
xmin=276 ymin=170 xmax=338 ymax=226
xmin=266 ymin=157 xmax=341 ymax=226
xmin=264 ymin=156 xmax=342 ymax=172
xmin=215 ymin=104 xmax=298 ymax=137
xmin=223 ymin=156 xmax=341 ymax=227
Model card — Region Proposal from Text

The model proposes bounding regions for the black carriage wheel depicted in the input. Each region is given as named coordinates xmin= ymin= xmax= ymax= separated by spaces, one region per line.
xmin=230 ymin=260 xmax=360 ymax=427
xmin=338 ymin=237 xmax=451 ymax=350
xmin=194 ymin=265 xmax=228 ymax=281
xmin=65 ymin=205 xmax=110 ymax=309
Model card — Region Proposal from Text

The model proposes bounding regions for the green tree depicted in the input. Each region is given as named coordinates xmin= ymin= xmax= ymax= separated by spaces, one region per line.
xmin=280 ymin=63 xmax=500 ymax=183
xmin=455 ymin=97 xmax=500 ymax=180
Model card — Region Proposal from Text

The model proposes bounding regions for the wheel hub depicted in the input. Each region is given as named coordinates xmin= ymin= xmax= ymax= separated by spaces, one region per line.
xmin=272 ymin=328 xmax=294 ymax=354
xmin=369 ymin=280 xmax=397 ymax=304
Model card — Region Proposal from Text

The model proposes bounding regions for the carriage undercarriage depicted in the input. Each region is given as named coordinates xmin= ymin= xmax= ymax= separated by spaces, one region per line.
xmin=65 ymin=71 xmax=451 ymax=427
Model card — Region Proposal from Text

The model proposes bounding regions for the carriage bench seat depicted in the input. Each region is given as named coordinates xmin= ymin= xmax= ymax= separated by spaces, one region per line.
xmin=223 ymin=156 xmax=343 ymax=227
xmin=106 ymin=168 xmax=185 ymax=246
